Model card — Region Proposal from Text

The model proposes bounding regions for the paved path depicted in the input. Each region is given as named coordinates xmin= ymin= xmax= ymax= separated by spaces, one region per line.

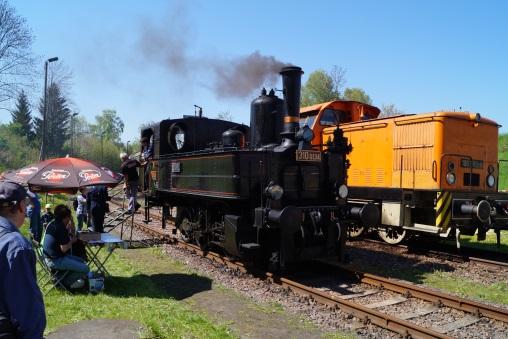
xmin=46 ymin=319 xmax=142 ymax=339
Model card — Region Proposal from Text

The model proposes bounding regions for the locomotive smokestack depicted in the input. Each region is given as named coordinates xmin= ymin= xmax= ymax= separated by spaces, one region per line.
xmin=279 ymin=66 xmax=303 ymax=144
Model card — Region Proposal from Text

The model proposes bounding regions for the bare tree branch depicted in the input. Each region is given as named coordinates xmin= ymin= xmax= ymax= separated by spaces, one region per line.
xmin=0 ymin=0 xmax=36 ymax=107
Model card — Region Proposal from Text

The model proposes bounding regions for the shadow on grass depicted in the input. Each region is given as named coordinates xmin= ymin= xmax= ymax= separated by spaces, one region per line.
xmin=104 ymin=273 xmax=212 ymax=300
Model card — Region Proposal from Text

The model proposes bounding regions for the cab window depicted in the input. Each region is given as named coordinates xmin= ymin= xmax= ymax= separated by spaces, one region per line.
xmin=300 ymin=114 xmax=316 ymax=128
xmin=320 ymin=109 xmax=338 ymax=126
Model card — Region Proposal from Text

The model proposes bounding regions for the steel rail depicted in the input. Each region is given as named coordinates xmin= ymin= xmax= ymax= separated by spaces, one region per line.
xmin=356 ymin=238 xmax=508 ymax=269
xmin=326 ymin=262 xmax=508 ymax=323
xmin=108 ymin=201 xmax=508 ymax=337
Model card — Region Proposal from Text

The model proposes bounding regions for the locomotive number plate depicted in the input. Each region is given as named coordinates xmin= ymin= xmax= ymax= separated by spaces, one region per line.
xmin=296 ymin=150 xmax=321 ymax=162
xmin=461 ymin=159 xmax=483 ymax=169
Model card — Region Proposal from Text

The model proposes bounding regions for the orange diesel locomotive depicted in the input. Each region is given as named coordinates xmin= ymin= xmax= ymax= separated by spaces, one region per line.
xmin=301 ymin=103 xmax=508 ymax=246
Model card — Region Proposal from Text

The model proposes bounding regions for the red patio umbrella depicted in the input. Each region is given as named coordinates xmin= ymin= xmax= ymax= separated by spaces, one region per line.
xmin=3 ymin=157 xmax=123 ymax=194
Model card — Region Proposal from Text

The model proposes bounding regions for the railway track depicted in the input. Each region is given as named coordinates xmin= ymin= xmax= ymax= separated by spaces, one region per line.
xmin=107 ymin=197 xmax=508 ymax=338
xmin=353 ymin=237 xmax=508 ymax=270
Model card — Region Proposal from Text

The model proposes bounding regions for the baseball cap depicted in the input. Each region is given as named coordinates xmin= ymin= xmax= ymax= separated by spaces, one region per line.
xmin=45 ymin=203 xmax=52 ymax=209
xmin=0 ymin=181 xmax=28 ymax=207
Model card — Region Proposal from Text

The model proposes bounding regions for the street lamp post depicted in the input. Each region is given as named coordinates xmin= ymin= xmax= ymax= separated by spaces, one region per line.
xmin=39 ymin=56 xmax=59 ymax=161
xmin=101 ymin=131 xmax=105 ymax=163
xmin=70 ymin=112 xmax=79 ymax=156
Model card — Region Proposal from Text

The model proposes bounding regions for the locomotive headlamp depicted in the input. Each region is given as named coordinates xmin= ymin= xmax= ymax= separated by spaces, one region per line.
xmin=488 ymin=165 xmax=495 ymax=174
xmin=296 ymin=125 xmax=314 ymax=143
xmin=447 ymin=161 xmax=455 ymax=171
xmin=487 ymin=174 xmax=496 ymax=188
xmin=446 ymin=172 xmax=456 ymax=185
xmin=266 ymin=184 xmax=284 ymax=200
xmin=338 ymin=184 xmax=348 ymax=199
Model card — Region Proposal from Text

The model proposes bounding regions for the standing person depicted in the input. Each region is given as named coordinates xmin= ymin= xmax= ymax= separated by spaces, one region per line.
xmin=0 ymin=182 xmax=46 ymax=338
xmin=140 ymin=136 xmax=154 ymax=191
xmin=120 ymin=153 xmax=141 ymax=214
xmin=86 ymin=185 xmax=109 ymax=233
xmin=41 ymin=204 xmax=54 ymax=228
xmin=42 ymin=205 xmax=89 ymax=289
xmin=76 ymin=189 xmax=87 ymax=231
xmin=26 ymin=190 xmax=42 ymax=242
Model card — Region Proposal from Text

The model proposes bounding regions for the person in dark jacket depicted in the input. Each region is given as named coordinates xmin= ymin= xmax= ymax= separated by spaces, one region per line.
xmin=42 ymin=205 xmax=89 ymax=289
xmin=26 ymin=190 xmax=42 ymax=242
xmin=120 ymin=153 xmax=141 ymax=213
xmin=0 ymin=182 xmax=46 ymax=338
xmin=86 ymin=185 xmax=109 ymax=233
xmin=41 ymin=203 xmax=54 ymax=228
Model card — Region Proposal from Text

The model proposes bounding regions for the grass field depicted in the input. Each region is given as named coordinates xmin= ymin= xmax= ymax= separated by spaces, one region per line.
xmin=17 ymin=194 xmax=232 ymax=338
xmin=42 ymin=248 xmax=233 ymax=338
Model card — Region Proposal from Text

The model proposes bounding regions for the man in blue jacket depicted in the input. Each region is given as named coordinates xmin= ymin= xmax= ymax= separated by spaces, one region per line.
xmin=0 ymin=181 xmax=46 ymax=338
xmin=26 ymin=190 xmax=42 ymax=242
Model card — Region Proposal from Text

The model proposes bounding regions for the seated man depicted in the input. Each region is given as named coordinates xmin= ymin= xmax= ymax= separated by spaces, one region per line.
xmin=42 ymin=204 xmax=90 ymax=289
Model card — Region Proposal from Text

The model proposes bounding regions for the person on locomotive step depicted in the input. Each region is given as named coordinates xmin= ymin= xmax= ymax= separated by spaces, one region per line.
xmin=26 ymin=190 xmax=42 ymax=243
xmin=86 ymin=185 xmax=110 ymax=233
xmin=0 ymin=181 xmax=46 ymax=338
xmin=140 ymin=136 xmax=154 ymax=191
xmin=42 ymin=204 xmax=90 ymax=289
xmin=41 ymin=203 xmax=54 ymax=228
xmin=120 ymin=152 xmax=141 ymax=213
xmin=76 ymin=188 xmax=88 ymax=231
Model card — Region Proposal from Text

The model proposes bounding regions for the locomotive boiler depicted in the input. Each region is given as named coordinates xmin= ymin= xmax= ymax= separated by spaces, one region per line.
xmin=142 ymin=66 xmax=377 ymax=268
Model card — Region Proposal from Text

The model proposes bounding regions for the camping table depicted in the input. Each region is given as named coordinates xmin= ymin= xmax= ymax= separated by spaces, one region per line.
xmin=84 ymin=233 xmax=125 ymax=276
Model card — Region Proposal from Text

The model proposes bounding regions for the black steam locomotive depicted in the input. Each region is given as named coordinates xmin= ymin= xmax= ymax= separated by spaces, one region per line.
xmin=141 ymin=66 xmax=377 ymax=268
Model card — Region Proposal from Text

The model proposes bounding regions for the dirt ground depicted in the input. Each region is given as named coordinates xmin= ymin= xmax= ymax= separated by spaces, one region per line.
xmin=119 ymin=247 xmax=337 ymax=339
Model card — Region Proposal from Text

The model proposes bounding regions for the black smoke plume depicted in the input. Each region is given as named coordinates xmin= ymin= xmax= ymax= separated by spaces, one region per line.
xmin=137 ymin=4 xmax=290 ymax=99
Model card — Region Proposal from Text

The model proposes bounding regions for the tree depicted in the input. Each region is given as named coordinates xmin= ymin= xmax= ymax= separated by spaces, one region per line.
xmin=0 ymin=0 xmax=35 ymax=107
xmin=10 ymin=90 xmax=33 ymax=140
xmin=0 ymin=123 xmax=38 ymax=172
xmin=301 ymin=69 xmax=340 ymax=107
xmin=343 ymin=87 xmax=372 ymax=105
xmin=90 ymin=109 xmax=124 ymax=143
xmin=380 ymin=103 xmax=403 ymax=117
xmin=34 ymin=83 xmax=71 ymax=157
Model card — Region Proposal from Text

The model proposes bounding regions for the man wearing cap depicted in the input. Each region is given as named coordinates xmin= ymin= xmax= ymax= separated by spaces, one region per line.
xmin=0 ymin=181 xmax=46 ymax=338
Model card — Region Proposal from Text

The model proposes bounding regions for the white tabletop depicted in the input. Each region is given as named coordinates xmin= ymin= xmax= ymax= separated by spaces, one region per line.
xmin=87 ymin=233 xmax=124 ymax=245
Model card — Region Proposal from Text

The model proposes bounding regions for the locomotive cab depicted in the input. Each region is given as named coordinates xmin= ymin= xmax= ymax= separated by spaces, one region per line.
xmin=299 ymin=101 xmax=381 ymax=149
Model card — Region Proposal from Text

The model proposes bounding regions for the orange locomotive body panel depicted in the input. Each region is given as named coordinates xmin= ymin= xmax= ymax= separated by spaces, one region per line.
xmin=322 ymin=112 xmax=499 ymax=193
xmin=301 ymin=102 xmax=508 ymax=243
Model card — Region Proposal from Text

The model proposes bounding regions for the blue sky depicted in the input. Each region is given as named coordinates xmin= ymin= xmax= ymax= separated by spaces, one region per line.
xmin=5 ymin=0 xmax=508 ymax=141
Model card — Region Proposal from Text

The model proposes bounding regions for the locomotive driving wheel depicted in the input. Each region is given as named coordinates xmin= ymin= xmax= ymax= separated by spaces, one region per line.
xmin=348 ymin=224 xmax=366 ymax=238
xmin=177 ymin=207 xmax=210 ymax=250
xmin=377 ymin=226 xmax=406 ymax=244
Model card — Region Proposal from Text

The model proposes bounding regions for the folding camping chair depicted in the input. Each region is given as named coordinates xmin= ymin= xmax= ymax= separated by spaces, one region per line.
xmin=31 ymin=239 xmax=70 ymax=295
